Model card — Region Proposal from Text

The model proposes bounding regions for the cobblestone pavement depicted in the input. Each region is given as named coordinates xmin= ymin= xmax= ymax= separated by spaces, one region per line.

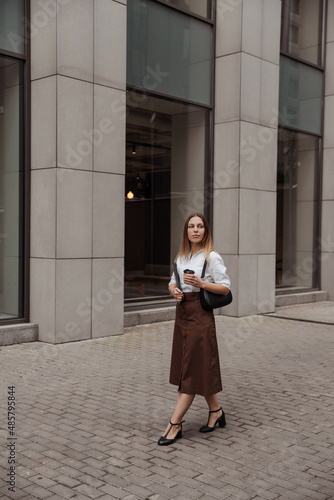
xmin=1 ymin=302 xmax=334 ymax=500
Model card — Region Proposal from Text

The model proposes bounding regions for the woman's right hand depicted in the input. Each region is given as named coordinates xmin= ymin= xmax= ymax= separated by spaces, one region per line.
xmin=172 ymin=287 xmax=184 ymax=302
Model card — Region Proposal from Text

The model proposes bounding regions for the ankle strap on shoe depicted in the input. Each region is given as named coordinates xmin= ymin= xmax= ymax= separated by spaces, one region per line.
xmin=209 ymin=407 xmax=222 ymax=414
xmin=169 ymin=420 xmax=185 ymax=426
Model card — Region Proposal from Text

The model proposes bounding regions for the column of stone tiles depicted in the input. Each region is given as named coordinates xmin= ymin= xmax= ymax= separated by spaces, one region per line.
xmin=322 ymin=1 xmax=334 ymax=300
xmin=213 ymin=0 xmax=281 ymax=316
xmin=30 ymin=0 xmax=126 ymax=342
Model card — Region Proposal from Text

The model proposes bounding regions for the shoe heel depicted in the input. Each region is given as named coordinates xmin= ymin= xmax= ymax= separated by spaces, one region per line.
xmin=218 ymin=413 xmax=226 ymax=428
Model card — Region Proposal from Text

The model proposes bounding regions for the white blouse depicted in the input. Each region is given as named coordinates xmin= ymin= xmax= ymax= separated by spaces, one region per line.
xmin=169 ymin=250 xmax=231 ymax=293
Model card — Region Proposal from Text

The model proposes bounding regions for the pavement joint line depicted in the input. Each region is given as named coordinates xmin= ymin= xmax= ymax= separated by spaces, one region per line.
xmin=265 ymin=314 xmax=334 ymax=327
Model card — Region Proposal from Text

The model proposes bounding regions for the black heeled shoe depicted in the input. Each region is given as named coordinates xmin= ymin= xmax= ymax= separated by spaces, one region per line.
xmin=199 ymin=407 xmax=226 ymax=433
xmin=157 ymin=420 xmax=185 ymax=446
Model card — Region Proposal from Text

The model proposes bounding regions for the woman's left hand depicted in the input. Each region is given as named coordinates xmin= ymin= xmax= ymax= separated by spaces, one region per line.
xmin=183 ymin=274 xmax=204 ymax=288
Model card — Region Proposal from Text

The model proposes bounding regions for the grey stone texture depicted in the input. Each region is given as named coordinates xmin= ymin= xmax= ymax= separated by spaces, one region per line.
xmin=323 ymin=5 xmax=334 ymax=300
xmin=214 ymin=0 xmax=281 ymax=317
xmin=1 ymin=301 xmax=334 ymax=499
xmin=30 ymin=0 xmax=126 ymax=342
xmin=0 ymin=324 xmax=38 ymax=346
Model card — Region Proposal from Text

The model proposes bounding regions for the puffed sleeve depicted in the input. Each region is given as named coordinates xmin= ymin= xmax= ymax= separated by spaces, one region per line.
xmin=208 ymin=252 xmax=231 ymax=289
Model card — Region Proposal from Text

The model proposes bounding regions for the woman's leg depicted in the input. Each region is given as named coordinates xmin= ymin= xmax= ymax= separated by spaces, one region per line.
xmin=204 ymin=393 xmax=223 ymax=427
xmin=161 ymin=392 xmax=195 ymax=439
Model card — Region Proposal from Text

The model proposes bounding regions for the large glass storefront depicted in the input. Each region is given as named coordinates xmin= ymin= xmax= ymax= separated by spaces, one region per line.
xmin=125 ymin=94 xmax=209 ymax=303
xmin=0 ymin=57 xmax=24 ymax=319
xmin=277 ymin=0 xmax=324 ymax=291
xmin=0 ymin=1 xmax=27 ymax=322
xmin=126 ymin=0 xmax=213 ymax=307
xmin=276 ymin=130 xmax=320 ymax=288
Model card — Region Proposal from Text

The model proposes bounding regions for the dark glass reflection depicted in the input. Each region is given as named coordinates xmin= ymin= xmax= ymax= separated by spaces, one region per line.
xmin=287 ymin=0 xmax=322 ymax=65
xmin=276 ymin=129 xmax=319 ymax=289
xmin=125 ymin=94 xmax=208 ymax=303
xmin=125 ymin=105 xmax=172 ymax=300
xmin=0 ymin=56 xmax=24 ymax=319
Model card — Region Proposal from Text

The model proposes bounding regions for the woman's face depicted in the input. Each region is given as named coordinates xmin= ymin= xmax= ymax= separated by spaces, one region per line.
xmin=187 ymin=216 xmax=205 ymax=245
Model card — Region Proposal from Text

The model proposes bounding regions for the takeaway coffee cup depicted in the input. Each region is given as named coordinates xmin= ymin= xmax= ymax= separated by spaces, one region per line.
xmin=183 ymin=269 xmax=195 ymax=282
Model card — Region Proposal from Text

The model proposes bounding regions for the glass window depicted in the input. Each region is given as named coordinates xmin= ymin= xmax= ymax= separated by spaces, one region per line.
xmin=0 ymin=56 xmax=24 ymax=320
xmin=164 ymin=0 xmax=211 ymax=18
xmin=127 ymin=0 xmax=212 ymax=106
xmin=0 ymin=0 xmax=25 ymax=55
xmin=276 ymin=129 xmax=319 ymax=289
xmin=125 ymin=93 xmax=209 ymax=304
xmin=291 ymin=0 xmax=300 ymax=15
xmin=286 ymin=0 xmax=322 ymax=65
xmin=279 ymin=55 xmax=323 ymax=135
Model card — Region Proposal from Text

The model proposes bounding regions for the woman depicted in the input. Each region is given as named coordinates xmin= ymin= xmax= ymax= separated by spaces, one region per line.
xmin=158 ymin=213 xmax=231 ymax=446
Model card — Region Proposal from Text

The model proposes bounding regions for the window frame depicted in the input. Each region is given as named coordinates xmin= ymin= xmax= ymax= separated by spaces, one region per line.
xmin=280 ymin=0 xmax=325 ymax=69
xmin=277 ymin=0 xmax=327 ymax=295
xmin=124 ymin=88 xmax=214 ymax=309
xmin=126 ymin=0 xmax=215 ymax=107
xmin=124 ymin=0 xmax=216 ymax=309
xmin=153 ymin=0 xmax=214 ymax=22
xmin=276 ymin=127 xmax=322 ymax=294
xmin=278 ymin=53 xmax=324 ymax=136
xmin=0 ymin=0 xmax=30 ymax=325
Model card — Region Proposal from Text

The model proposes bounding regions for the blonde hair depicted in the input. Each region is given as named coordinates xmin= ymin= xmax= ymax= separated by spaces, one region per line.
xmin=175 ymin=212 xmax=215 ymax=263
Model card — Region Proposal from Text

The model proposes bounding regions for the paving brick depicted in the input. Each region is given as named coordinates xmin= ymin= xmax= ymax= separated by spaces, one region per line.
xmin=84 ymin=449 xmax=110 ymax=460
xmin=246 ymin=484 xmax=280 ymax=500
xmin=55 ymin=473 xmax=81 ymax=489
xmin=200 ymin=482 xmax=254 ymax=500
xmin=293 ymin=487 xmax=329 ymax=499
xmin=149 ymin=481 xmax=180 ymax=498
xmin=1 ymin=304 xmax=334 ymax=500
xmin=23 ymin=484 xmax=55 ymax=498
xmin=123 ymin=483 xmax=156 ymax=498
xmin=76 ymin=475 xmax=105 ymax=489
xmin=55 ymin=465 xmax=83 ymax=478
xmin=123 ymin=473 xmax=155 ymax=488
xmin=172 ymin=496 xmax=205 ymax=500
xmin=48 ymin=483 xmax=78 ymax=498
xmin=0 ymin=478 xmax=9 ymax=488
xmin=73 ymin=483 xmax=104 ymax=498
xmin=199 ymin=496 xmax=230 ymax=500
xmin=28 ymin=475 xmax=58 ymax=489
xmin=171 ymin=474 xmax=200 ymax=489
xmin=98 ymin=482 xmax=129 ymax=498
xmin=0 ymin=486 xmax=29 ymax=499
xmin=269 ymin=486 xmax=307 ymax=500
xmin=148 ymin=495 xmax=172 ymax=500
xmin=95 ymin=496 xmax=120 ymax=500
xmin=47 ymin=496 xmax=74 ymax=500
xmin=100 ymin=473 xmax=131 ymax=488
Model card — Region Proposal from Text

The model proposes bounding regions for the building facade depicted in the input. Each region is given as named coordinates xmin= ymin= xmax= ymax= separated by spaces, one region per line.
xmin=0 ymin=0 xmax=333 ymax=344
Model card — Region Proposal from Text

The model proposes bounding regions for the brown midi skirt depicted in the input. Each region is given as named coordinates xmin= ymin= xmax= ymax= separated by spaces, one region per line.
xmin=169 ymin=292 xmax=222 ymax=397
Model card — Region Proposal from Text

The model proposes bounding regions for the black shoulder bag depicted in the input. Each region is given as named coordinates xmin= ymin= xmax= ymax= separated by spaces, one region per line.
xmin=200 ymin=261 xmax=232 ymax=311
xmin=173 ymin=262 xmax=184 ymax=303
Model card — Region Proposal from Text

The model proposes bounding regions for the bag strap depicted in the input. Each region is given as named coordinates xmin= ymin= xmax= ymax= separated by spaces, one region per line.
xmin=173 ymin=262 xmax=182 ymax=291
xmin=201 ymin=260 xmax=207 ymax=279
